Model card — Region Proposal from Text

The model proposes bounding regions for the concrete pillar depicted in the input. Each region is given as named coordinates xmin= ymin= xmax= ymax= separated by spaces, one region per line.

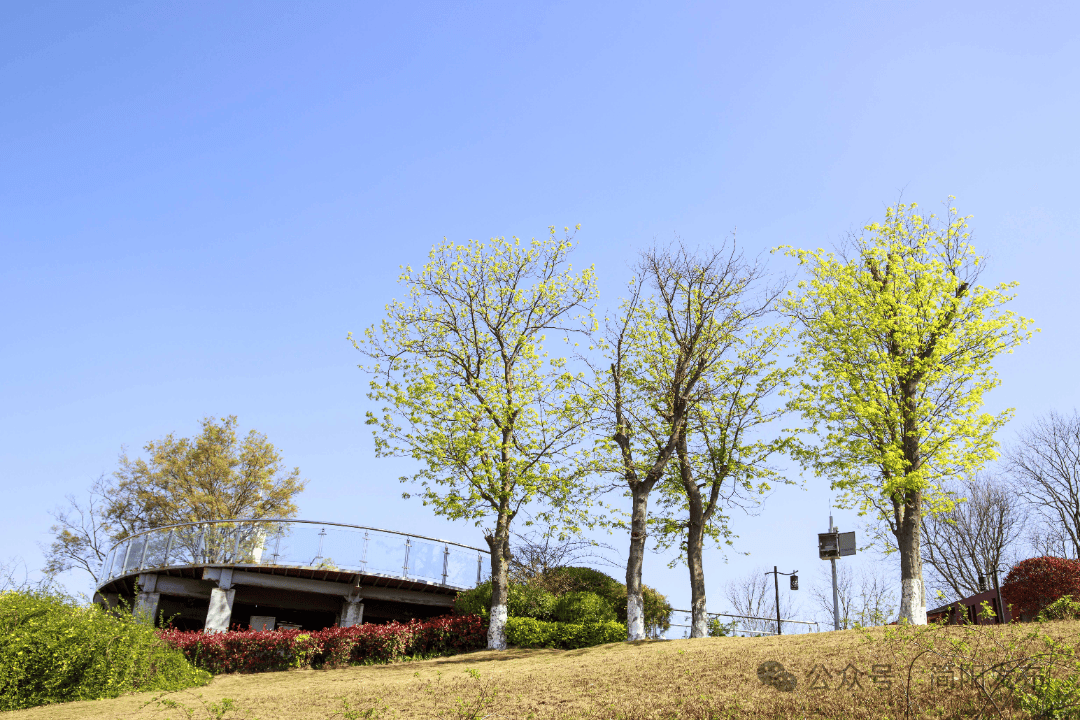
xmin=340 ymin=599 xmax=364 ymax=628
xmin=204 ymin=587 xmax=236 ymax=633
xmin=135 ymin=592 xmax=161 ymax=624
xmin=134 ymin=573 xmax=161 ymax=625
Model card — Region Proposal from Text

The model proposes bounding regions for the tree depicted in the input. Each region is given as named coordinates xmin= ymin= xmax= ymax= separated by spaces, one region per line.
xmin=353 ymin=228 xmax=597 ymax=650
xmin=595 ymin=241 xmax=780 ymax=640
xmin=809 ymin=562 xmax=896 ymax=629
xmin=779 ymin=200 xmax=1035 ymax=624
xmin=1008 ymin=409 xmax=1080 ymax=560
xmin=921 ymin=473 xmax=1026 ymax=603
xmin=645 ymin=249 xmax=792 ymax=638
xmin=43 ymin=416 xmax=306 ymax=584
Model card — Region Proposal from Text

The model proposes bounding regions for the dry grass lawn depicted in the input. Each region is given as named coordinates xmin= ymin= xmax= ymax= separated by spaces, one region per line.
xmin=10 ymin=621 xmax=1080 ymax=720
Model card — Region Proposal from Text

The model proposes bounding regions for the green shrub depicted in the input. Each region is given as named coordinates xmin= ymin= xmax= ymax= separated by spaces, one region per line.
xmin=504 ymin=617 xmax=626 ymax=649
xmin=511 ymin=582 xmax=557 ymax=621
xmin=453 ymin=582 xmax=492 ymax=619
xmin=539 ymin=567 xmax=672 ymax=634
xmin=552 ymin=591 xmax=616 ymax=624
xmin=707 ymin=617 xmax=733 ymax=637
xmin=0 ymin=590 xmax=208 ymax=711
xmin=455 ymin=567 xmax=671 ymax=634
xmin=1039 ymin=595 xmax=1080 ymax=621
xmin=453 ymin=581 xmax=556 ymax=621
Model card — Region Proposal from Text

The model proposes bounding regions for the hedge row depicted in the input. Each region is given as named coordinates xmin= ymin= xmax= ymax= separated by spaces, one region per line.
xmin=159 ymin=614 xmax=485 ymax=674
xmin=504 ymin=617 xmax=626 ymax=649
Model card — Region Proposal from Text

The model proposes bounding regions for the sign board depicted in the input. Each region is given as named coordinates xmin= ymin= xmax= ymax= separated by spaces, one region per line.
xmin=249 ymin=615 xmax=276 ymax=631
xmin=819 ymin=531 xmax=857 ymax=559
xmin=838 ymin=531 xmax=857 ymax=557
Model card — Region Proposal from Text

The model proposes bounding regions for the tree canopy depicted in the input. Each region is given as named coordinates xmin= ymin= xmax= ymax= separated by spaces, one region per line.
xmin=44 ymin=415 xmax=306 ymax=582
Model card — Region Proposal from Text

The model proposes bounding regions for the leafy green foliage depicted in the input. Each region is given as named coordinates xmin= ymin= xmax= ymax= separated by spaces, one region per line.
xmin=455 ymin=568 xmax=672 ymax=634
xmin=706 ymin=617 xmax=733 ymax=637
xmin=353 ymin=230 xmax=598 ymax=530
xmin=552 ymin=591 xmax=616 ymax=624
xmin=539 ymin=566 xmax=672 ymax=634
xmin=1040 ymin=596 xmax=1080 ymax=622
xmin=0 ymin=590 xmax=208 ymax=711
xmin=452 ymin=581 xmax=556 ymax=621
xmin=503 ymin=617 xmax=626 ymax=649
xmin=779 ymin=202 xmax=1034 ymax=504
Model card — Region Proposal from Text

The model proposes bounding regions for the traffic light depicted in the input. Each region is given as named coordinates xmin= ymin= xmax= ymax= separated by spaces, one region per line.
xmin=790 ymin=574 xmax=799 ymax=590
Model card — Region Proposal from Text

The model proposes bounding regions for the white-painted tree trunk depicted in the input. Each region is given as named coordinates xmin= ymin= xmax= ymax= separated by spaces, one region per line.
xmin=690 ymin=597 xmax=708 ymax=638
xmin=487 ymin=604 xmax=508 ymax=650
xmin=898 ymin=577 xmax=926 ymax=625
xmin=627 ymin=592 xmax=645 ymax=641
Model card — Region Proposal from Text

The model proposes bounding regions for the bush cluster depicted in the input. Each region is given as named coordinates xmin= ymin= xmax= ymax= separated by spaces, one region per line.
xmin=159 ymin=614 xmax=485 ymax=674
xmin=503 ymin=617 xmax=626 ymax=649
xmin=1002 ymin=556 xmax=1080 ymax=619
xmin=0 ymin=590 xmax=208 ymax=711
xmin=454 ymin=566 xmax=671 ymax=635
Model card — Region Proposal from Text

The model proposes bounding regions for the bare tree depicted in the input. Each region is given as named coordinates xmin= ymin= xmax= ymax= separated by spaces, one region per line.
xmin=508 ymin=529 xmax=620 ymax=586
xmin=1028 ymin=523 xmax=1076 ymax=560
xmin=920 ymin=473 xmax=1027 ymax=603
xmin=810 ymin=563 xmax=896 ymax=629
xmin=41 ymin=475 xmax=126 ymax=584
xmin=1008 ymin=409 xmax=1080 ymax=559
xmin=722 ymin=566 xmax=799 ymax=635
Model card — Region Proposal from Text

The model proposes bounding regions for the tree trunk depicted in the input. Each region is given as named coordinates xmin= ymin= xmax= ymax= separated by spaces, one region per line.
xmin=486 ymin=511 xmax=512 ymax=650
xmin=679 ymin=437 xmax=709 ymax=638
xmin=626 ymin=485 xmax=650 ymax=641
xmin=686 ymin=521 xmax=708 ymax=638
xmin=896 ymin=491 xmax=927 ymax=625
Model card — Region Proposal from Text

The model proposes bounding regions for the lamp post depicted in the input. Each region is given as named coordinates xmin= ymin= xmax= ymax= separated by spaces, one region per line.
xmin=764 ymin=566 xmax=798 ymax=635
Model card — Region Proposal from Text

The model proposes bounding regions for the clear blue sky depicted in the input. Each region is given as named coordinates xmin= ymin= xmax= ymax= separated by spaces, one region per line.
xmin=2 ymin=1 xmax=1078 ymax=627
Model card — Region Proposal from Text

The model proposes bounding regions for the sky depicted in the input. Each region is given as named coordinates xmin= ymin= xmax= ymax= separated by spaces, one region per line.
xmin=2 ymin=1 xmax=1078 ymax=633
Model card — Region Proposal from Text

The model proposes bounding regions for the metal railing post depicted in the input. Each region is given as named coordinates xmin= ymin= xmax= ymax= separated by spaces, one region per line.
xmin=162 ymin=530 xmax=174 ymax=567
xmin=402 ymin=537 xmax=411 ymax=578
xmin=121 ymin=539 xmax=134 ymax=574
xmin=232 ymin=524 xmax=243 ymax=562
xmin=138 ymin=533 xmax=151 ymax=570
xmin=442 ymin=545 xmax=449 ymax=585
xmin=476 ymin=553 xmax=482 ymax=586
xmin=195 ymin=527 xmax=206 ymax=563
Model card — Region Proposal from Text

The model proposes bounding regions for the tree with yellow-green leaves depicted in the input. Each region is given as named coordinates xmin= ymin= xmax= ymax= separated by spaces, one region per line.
xmin=44 ymin=415 xmax=306 ymax=583
xmin=352 ymin=227 xmax=598 ymax=650
xmin=778 ymin=200 xmax=1035 ymax=625
xmin=594 ymin=241 xmax=790 ymax=639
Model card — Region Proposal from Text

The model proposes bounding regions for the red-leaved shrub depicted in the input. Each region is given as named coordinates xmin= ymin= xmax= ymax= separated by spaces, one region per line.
xmin=1001 ymin=556 xmax=1080 ymax=619
xmin=158 ymin=614 xmax=485 ymax=674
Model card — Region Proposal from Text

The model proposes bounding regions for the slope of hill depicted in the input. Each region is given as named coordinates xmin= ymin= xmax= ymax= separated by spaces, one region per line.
xmin=11 ymin=621 xmax=1080 ymax=720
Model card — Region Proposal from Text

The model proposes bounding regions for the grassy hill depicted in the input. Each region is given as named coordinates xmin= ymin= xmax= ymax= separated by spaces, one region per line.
xmin=10 ymin=620 xmax=1080 ymax=720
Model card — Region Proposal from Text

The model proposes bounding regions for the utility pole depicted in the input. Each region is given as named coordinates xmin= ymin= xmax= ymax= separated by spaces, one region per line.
xmin=774 ymin=565 xmax=781 ymax=635
xmin=830 ymin=513 xmax=840 ymax=632
xmin=818 ymin=510 xmax=855 ymax=630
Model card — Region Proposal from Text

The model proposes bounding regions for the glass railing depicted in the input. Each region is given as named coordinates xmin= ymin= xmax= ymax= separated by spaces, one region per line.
xmin=97 ymin=519 xmax=490 ymax=591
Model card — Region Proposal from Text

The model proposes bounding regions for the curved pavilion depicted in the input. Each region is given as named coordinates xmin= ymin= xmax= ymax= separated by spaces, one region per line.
xmin=94 ymin=519 xmax=490 ymax=632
